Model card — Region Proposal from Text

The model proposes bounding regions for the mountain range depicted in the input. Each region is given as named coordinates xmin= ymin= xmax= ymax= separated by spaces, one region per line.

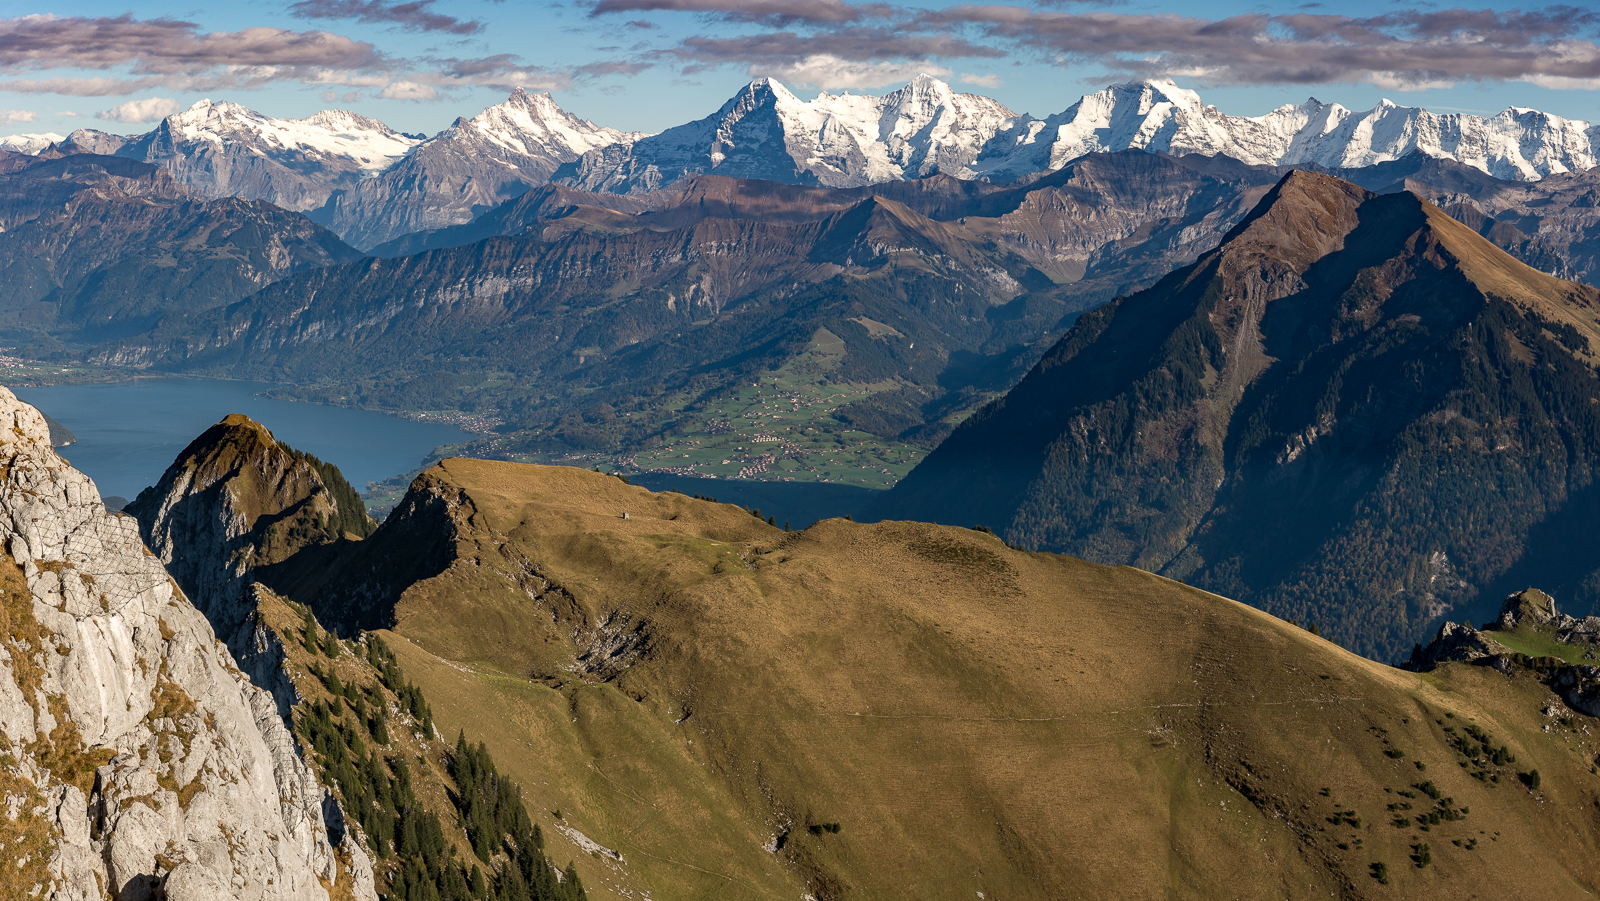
xmin=87 ymin=151 xmax=1317 ymax=470
xmin=5 ymin=75 xmax=1600 ymax=666
xmin=13 ymin=75 xmax=1600 ymax=253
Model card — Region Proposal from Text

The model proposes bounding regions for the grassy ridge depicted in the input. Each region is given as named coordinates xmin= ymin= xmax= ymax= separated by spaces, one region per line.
xmin=281 ymin=461 xmax=1600 ymax=900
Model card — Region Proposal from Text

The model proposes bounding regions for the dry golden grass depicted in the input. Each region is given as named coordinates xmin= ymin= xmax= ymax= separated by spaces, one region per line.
xmin=355 ymin=460 xmax=1600 ymax=901
xmin=1420 ymin=200 xmax=1600 ymax=360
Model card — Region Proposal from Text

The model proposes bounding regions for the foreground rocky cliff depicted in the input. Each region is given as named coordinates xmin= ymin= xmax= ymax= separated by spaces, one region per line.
xmin=0 ymin=388 xmax=374 ymax=901
xmin=126 ymin=414 xmax=587 ymax=901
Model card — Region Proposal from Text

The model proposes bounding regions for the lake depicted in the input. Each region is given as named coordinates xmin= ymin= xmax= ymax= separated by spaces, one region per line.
xmin=12 ymin=379 xmax=469 ymax=504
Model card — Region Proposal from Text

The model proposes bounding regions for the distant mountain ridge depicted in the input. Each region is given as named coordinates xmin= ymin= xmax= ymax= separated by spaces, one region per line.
xmin=80 ymin=99 xmax=422 ymax=214
xmin=552 ymin=74 xmax=1015 ymax=194
xmin=972 ymin=80 xmax=1600 ymax=183
xmin=0 ymin=148 xmax=362 ymax=343
xmin=316 ymin=88 xmax=641 ymax=249
xmin=9 ymin=76 xmax=1596 ymax=252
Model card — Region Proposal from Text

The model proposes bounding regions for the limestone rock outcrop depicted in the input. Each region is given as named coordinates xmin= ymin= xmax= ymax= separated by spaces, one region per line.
xmin=127 ymin=414 xmax=374 ymax=647
xmin=0 ymin=387 xmax=375 ymax=901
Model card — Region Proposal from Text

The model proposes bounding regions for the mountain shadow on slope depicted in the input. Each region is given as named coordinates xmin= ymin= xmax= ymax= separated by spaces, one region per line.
xmin=872 ymin=170 xmax=1600 ymax=661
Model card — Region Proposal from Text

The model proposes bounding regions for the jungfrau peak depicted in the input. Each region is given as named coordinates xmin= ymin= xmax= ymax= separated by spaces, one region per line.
xmin=810 ymin=73 xmax=1017 ymax=181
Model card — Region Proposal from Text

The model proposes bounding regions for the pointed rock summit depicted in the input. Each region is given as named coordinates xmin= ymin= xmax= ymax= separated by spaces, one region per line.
xmin=319 ymin=88 xmax=637 ymax=249
xmin=127 ymin=413 xmax=375 ymax=644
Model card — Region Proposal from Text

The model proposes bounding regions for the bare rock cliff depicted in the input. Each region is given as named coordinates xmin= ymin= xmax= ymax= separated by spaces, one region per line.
xmin=0 ymin=387 xmax=375 ymax=901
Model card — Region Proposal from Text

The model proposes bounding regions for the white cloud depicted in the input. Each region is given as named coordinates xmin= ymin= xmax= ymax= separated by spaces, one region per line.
xmin=0 ymin=109 xmax=38 ymax=125
xmin=343 ymin=90 xmax=362 ymax=102
xmin=321 ymin=90 xmax=339 ymax=102
xmin=958 ymin=72 xmax=1002 ymax=89
xmin=378 ymin=80 xmax=439 ymax=100
xmin=748 ymin=55 xmax=950 ymax=89
xmin=1520 ymin=74 xmax=1600 ymax=92
xmin=96 ymin=96 xmax=180 ymax=123
xmin=1366 ymin=72 xmax=1457 ymax=92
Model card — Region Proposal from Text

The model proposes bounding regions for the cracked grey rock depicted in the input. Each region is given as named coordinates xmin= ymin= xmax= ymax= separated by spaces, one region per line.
xmin=0 ymin=387 xmax=366 ymax=901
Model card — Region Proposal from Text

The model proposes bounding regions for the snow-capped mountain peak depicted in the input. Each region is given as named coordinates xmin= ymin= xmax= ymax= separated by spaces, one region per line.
xmin=459 ymin=87 xmax=638 ymax=159
xmin=558 ymin=73 xmax=1023 ymax=193
xmin=113 ymin=99 xmax=422 ymax=212
xmin=974 ymin=79 xmax=1600 ymax=182
xmin=162 ymin=99 xmax=419 ymax=171
xmin=321 ymin=89 xmax=641 ymax=250
xmin=0 ymin=133 xmax=66 ymax=155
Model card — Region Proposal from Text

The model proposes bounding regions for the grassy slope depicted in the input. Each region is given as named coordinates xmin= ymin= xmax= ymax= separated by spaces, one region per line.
xmin=353 ymin=461 xmax=1600 ymax=901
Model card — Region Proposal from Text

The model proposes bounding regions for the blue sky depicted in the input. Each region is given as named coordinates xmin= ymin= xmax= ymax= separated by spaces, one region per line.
xmin=4 ymin=1 xmax=1600 ymax=138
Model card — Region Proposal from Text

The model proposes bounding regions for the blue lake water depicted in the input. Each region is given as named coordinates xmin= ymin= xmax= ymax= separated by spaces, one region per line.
xmin=12 ymin=379 xmax=469 ymax=503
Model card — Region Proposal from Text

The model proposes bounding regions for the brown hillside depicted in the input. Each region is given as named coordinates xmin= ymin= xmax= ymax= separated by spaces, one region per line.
xmin=282 ymin=460 xmax=1600 ymax=901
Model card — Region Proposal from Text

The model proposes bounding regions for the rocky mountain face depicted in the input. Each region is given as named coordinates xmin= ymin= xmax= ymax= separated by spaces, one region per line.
xmin=554 ymin=74 xmax=1016 ymax=195
xmin=973 ymin=79 xmax=1600 ymax=183
xmin=115 ymin=101 xmax=421 ymax=214
xmin=317 ymin=89 xmax=637 ymax=251
xmin=1409 ymin=587 xmax=1600 ymax=725
xmin=0 ymin=387 xmax=375 ymax=901
xmin=874 ymin=170 xmax=1600 ymax=660
xmin=126 ymin=413 xmax=376 ymax=647
xmin=56 ymin=130 xmax=135 ymax=157
xmin=0 ymin=151 xmax=362 ymax=342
